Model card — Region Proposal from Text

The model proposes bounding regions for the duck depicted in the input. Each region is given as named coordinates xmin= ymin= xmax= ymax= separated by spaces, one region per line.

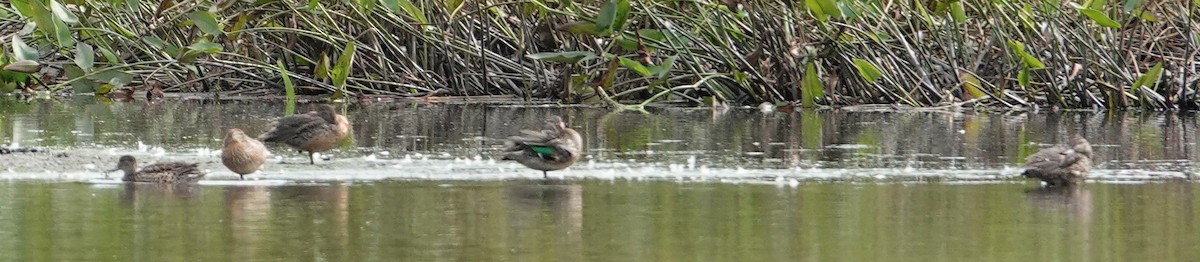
xmin=222 ymin=128 xmax=269 ymax=180
xmin=1022 ymin=134 xmax=1093 ymax=187
xmin=501 ymin=116 xmax=583 ymax=179
xmin=108 ymin=155 xmax=206 ymax=183
xmin=258 ymin=104 xmax=351 ymax=164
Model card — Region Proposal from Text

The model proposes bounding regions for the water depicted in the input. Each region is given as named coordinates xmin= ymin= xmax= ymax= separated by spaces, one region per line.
xmin=1 ymin=97 xmax=1199 ymax=261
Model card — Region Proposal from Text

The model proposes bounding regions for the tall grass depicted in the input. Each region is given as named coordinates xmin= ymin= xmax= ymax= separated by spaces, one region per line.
xmin=0 ymin=0 xmax=1196 ymax=110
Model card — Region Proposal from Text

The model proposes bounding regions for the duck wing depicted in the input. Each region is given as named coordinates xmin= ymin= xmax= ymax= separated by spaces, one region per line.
xmin=138 ymin=162 xmax=205 ymax=183
xmin=258 ymin=112 xmax=327 ymax=144
xmin=1024 ymin=145 xmax=1069 ymax=169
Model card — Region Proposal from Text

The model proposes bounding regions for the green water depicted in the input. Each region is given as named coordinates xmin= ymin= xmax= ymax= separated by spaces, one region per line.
xmin=0 ymin=181 xmax=1196 ymax=261
xmin=2 ymin=98 xmax=1200 ymax=261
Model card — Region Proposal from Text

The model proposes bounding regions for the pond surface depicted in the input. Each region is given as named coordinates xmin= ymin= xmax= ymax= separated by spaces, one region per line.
xmin=1 ymin=97 xmax=1198 ymax=261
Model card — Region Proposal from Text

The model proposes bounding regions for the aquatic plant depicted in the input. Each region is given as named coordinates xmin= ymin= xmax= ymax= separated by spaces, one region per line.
xmin=0 ymin=0 xmax=1195 ymax=110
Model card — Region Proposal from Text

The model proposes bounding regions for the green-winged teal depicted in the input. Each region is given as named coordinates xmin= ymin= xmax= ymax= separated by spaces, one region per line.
xmin=501 ymin=116 xmax=583 ymax=179
xmin=1022 ymin=134 xmax=1092 ymax=187
xmin=108 ymin=155 xmax=205 ymax=183
xmin=222 ymin=128 xmax=269 ymax=180
xmin=258 ymin=104 xmax=351 ymax=164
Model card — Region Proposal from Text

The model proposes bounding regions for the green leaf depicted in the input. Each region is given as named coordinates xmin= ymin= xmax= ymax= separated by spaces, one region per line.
xmin=446 ymin=0 xmax=465 ymax=18
xmin=26 ymin=0 xmax=55 ymax=39
xmin=1122 ymin=0 xmax=1140 ymax=13
xmin=801 ymin=62 xmax=823 ymax=108
xmin=649 ymin=56 xmax=676 ymax=79
xmin=89 ymin=69 xmax=134 ymax=88
xmin=74 ymin=43 xmax=93 ymax=71
xmin=557 ymin=21 xmax=601 ymax=35
xmin=1007 ymin=40 xmax=1046 ymax=69
xmin=595 ymin=0 xmax=630 ymax=34
xmin=618 ymin=57 xmax=650 ymax=77
xmin=851 ymin=58 xmax=883 ymax=83
xmin=526 ymin=51 xmax=597 ymax=64
xmin=188 ymin=11 xmax=222 ymax=36
xmin=64 ymin=65 xmax=98 ymax=93
xmin=49 ymin=0 xmax=78 ymax=23
xmin=187 ymin=41 xmax=222 ymax=54
xmin=277 ymin=60 xmax=296 ymax=113
xmin=382 ymin=0 xmax=427 ymax=24
xmin=1018 ymin=68 xmax=1030 ymax=88
xmin=331 ymin=41 xmax=356 ymax=88
xmin=11 ymin=36 xmax=38 ymax=60
xmin=957 ymin=69 xmax=987 ymax=99
xmin=11 ymin=0 xmax=32 ymax=18
xmin=1131 ymin=62 xmax=1164 ymax=89
xmin=3 ymin=60 xmax=41 ymax=73
xmin=314 ymin=53 xmax=330 ymax=81
xmin=53 ymin=16 xmax=73 ymax=47
xmin=1130 ymin=7 xmax=1157 ymax=22
xmin=98 ymin=46 xmax=122 ymax=64
xmin=1078 ymin=8 xmax=1121 ymax=28
xmin=949 ymin=1 xmax=966 ymax=23
xmin=805 ymin=0 xmax=828 ymax=23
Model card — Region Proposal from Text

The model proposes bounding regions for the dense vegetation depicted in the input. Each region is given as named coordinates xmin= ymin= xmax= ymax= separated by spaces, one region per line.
xmin=0 ymin=0 xmax=1197 ymax=110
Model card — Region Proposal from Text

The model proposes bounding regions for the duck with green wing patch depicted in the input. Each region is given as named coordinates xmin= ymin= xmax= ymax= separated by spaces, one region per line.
xmin=501 ymin=116 xmax=583 ymax=179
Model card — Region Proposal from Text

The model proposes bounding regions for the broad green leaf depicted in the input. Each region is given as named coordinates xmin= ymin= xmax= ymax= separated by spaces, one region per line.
xmin=53 ymin=16 xmax=73 ymax=47
xmin=357 ymin=0 xmax=377 ymax=13
xmin=1132 ymin=62 xmax=1164 ymax=89
xmin=26 ymin=0 xmax=55 ymax=39
xmin=949 ymin=1 xmax=966 ymax=23
xmin=596 ymin=0 xmax=630 ymax=34
xmin=11 ymin=0 xmax=32 ymax=18
xmin=74 ymin=43 xmax=94 ymax=71
xmin=557 ymin=21 xmax=601 ymax=35
xmin=618 ymin=57 xmax=650 ymax=77
xmin=383 ymin=0 xmax=427 ymax=24
xmin=801 ymin=62 xmax=823 ymax=108
xmin=957 ymin=69 xmax=986 ymax=99
xmin=331 ymin=41 xmax=356 ymax=88
xmin=49 ymin=0 xmax=78 ymax=23
xmin=805 ymin=0 xmax=828 ymax=23
xmin=11 ymin=36 xmax=38 ymax=60
xmin=1007 ymin=40 xmax=1046 ymax=68
xmin=815 ymin=0 xmax=840 ymax=17
xmin=1086 ymin=0 xmax=1107 ymax=9
xmin=314 ymin=53 xmax=330 ymax=81
xmin=446 ymin=0 xmax=465 ymax=18
xmin=526 ymin=51 xmax=597 ymax=64
xmin=3 ymin=60 xmax=41 ymax=73
xmin=89 ymin=69 xmax=134 ymax=87
xmin=64 ymin=65 xmax=99 ymax=93
xmin=189 ymin=11 xmax=222 ymax=36
xmin=649 ymin=56 xmax=676 ymax=79
xmin=851 ymin=58 xmax=883 ymax=83
xmin=98 ymin=46 xmax=122 ymax=64
xmin=1122 ymin=0 xmax=1140 ymax=13
xmin=1078 ymin=8 xmax=1120 ymax=28
xmin=1130 ymin=7 xmax=1157 ymax=22
xmin=187 ymin=41 xmax=222 ymax=54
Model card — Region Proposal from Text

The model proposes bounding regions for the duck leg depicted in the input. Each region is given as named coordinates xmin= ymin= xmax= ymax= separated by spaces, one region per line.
xmin=543 ymin=170 xmax=548 ymax=180
xmin=308 ymin=151 xmax=316 ymax=164
xmin=239 ymin=174 xmax=245 ymax=180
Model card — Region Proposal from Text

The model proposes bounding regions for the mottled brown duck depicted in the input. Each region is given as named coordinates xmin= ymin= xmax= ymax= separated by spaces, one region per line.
xmin=258 ymin=104 xmax=351 ymax=164
xmin=1022 ymin=134 xmax=1093 ymax=187
xmin=222 ymin=128 xmax=269 ymax=180
xmin=501 ymin=116 xmax=583 ymax=179
xmin=108 ymin=155 xmax=205 ymax=183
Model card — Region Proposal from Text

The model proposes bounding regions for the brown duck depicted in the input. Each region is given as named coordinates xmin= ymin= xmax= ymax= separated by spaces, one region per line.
xmin=222 ymin=128 xmax=270 ymax=180
xmin=258 ymin=104 xmax=351 ymax=164
xmin=501 ymin=116 xmax=583 ymax=179
xmin=1022 ymin=134 xmax=1093 ymax=187
xmin=108 ymin=155 xmax=206 ymax=183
